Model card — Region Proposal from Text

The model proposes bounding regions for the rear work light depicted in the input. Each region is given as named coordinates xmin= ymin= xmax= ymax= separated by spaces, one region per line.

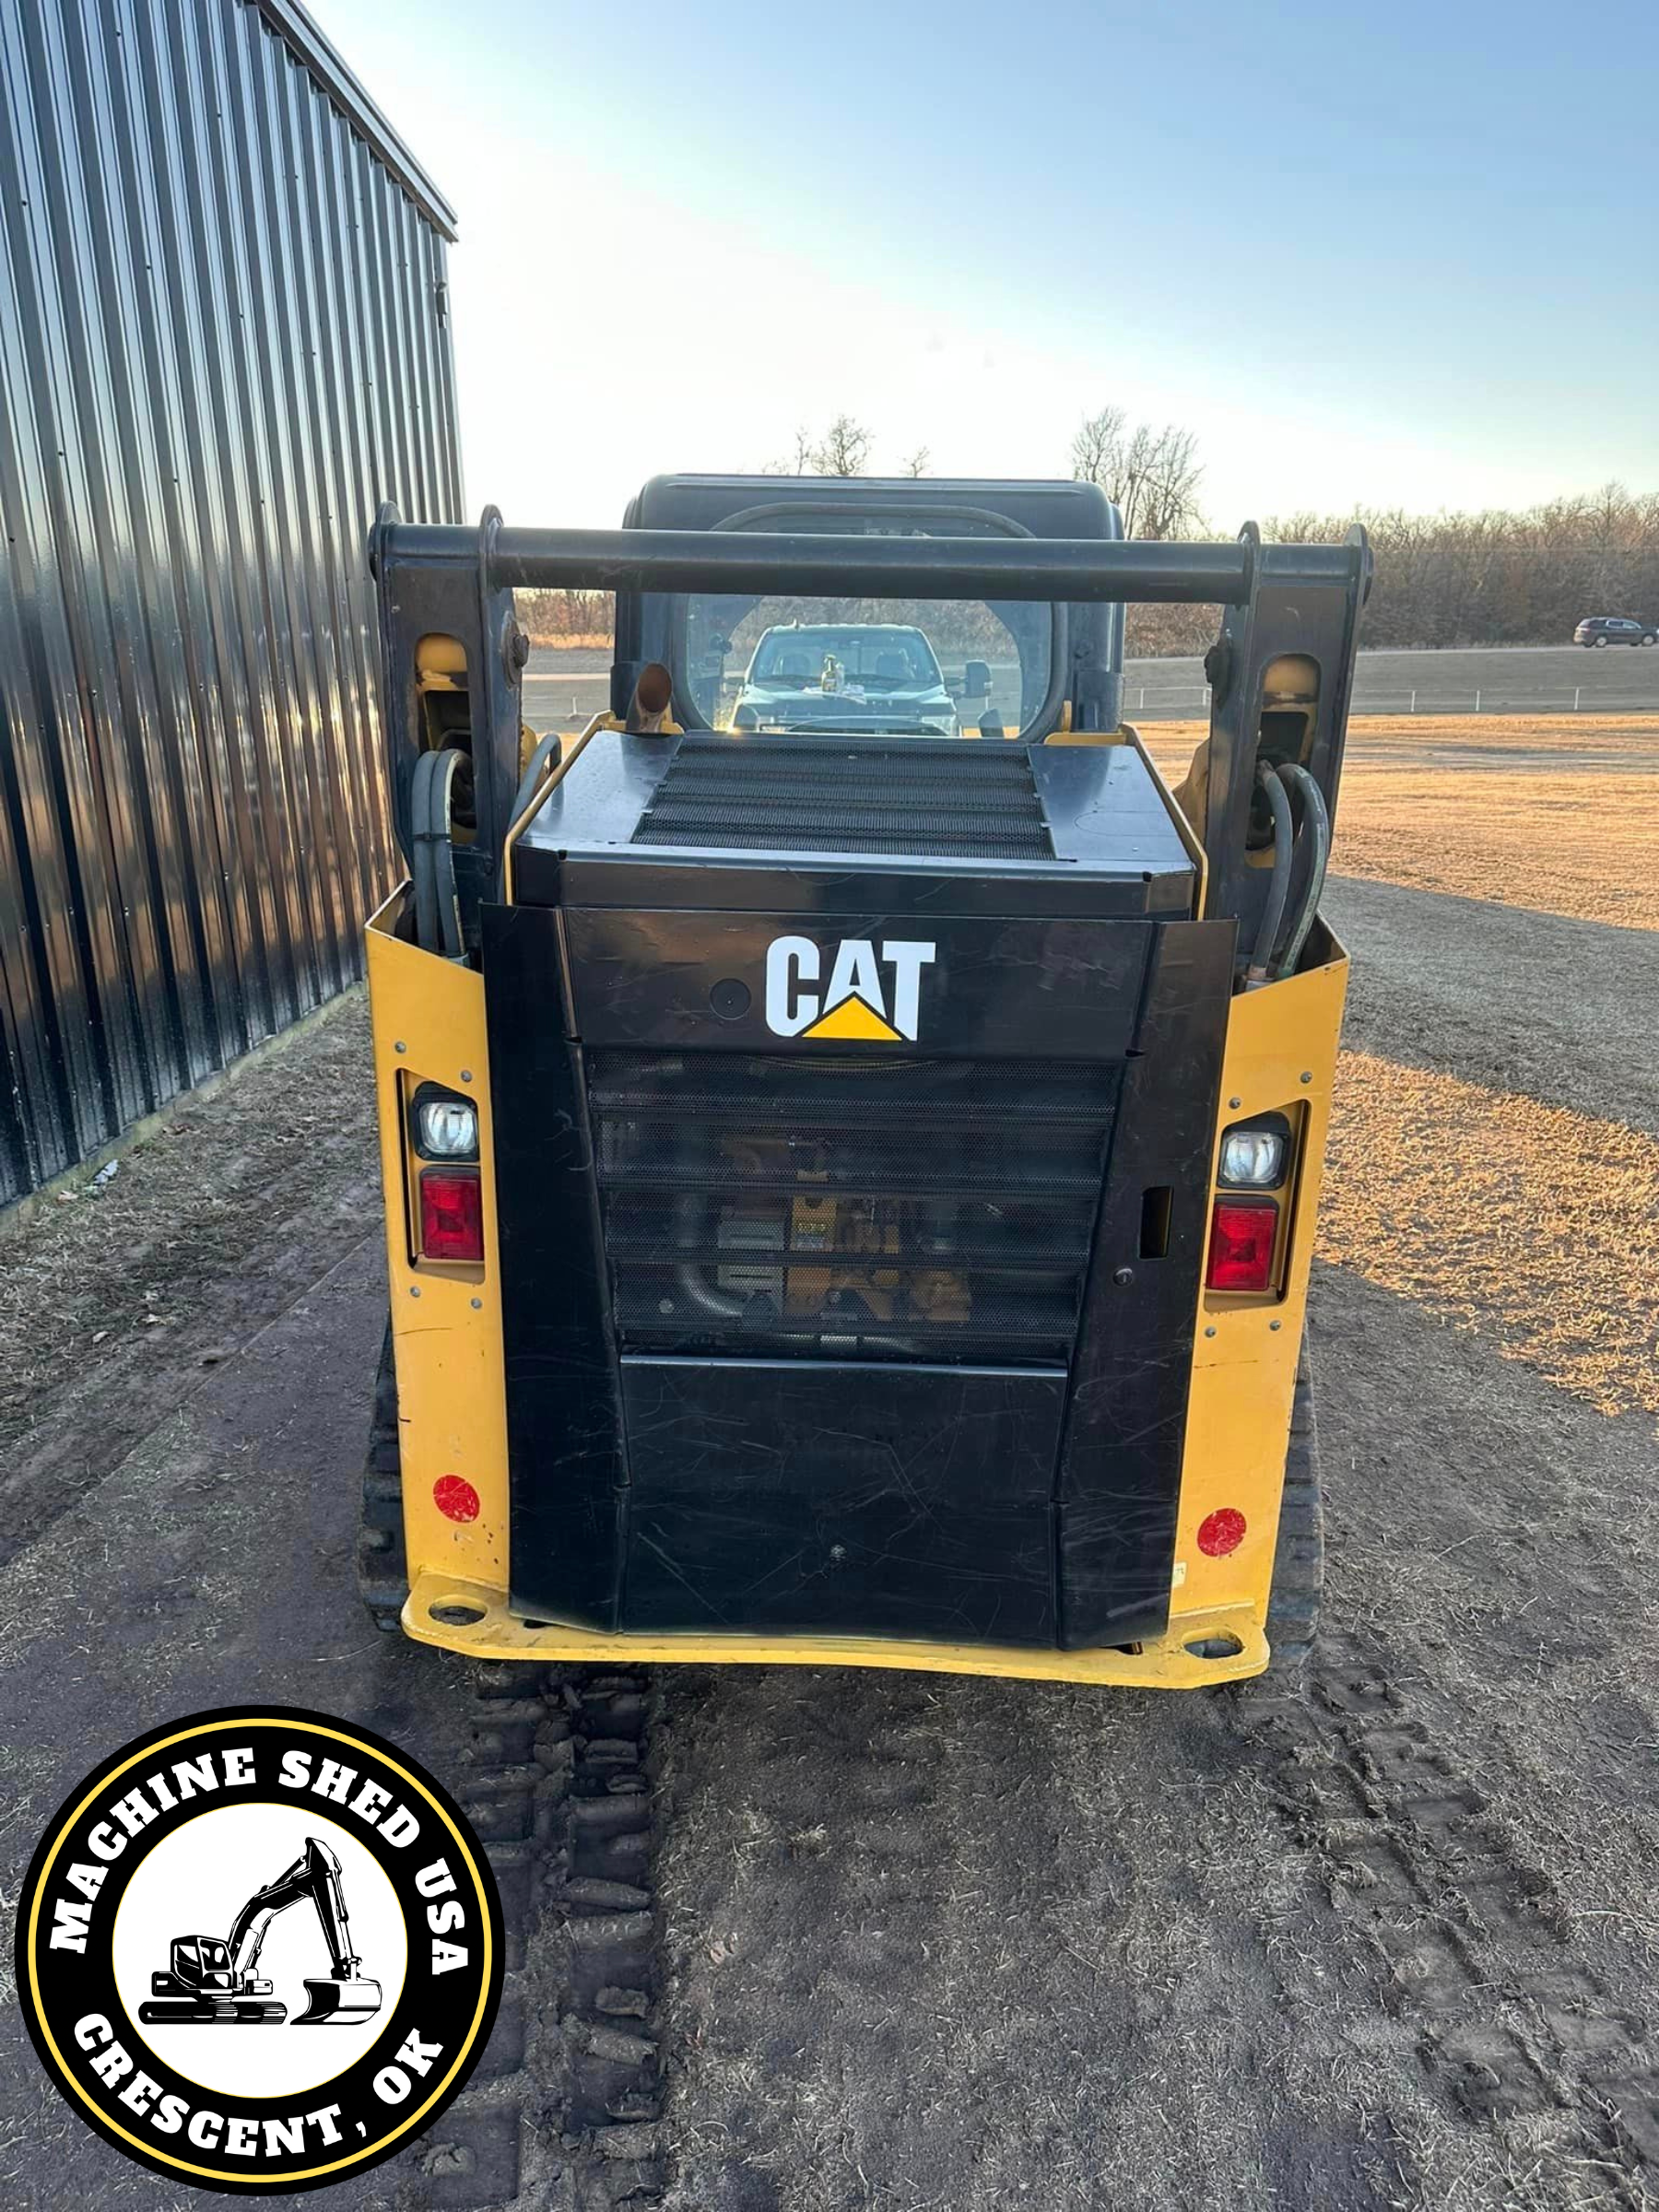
xmin=1218 ymin=1111 xmax=1291 ymax=1190
xmin=410 ymin=1083 xmax=478 ymax=1161
xmin=1206 ymin=1196 xmax=1277 ymax=1293
xmin=419 ymin=1169 xmax=483 ymax=1263
xmin=418 ymin=1097 xmax=478 ymax=1159
xmin=1218 ymin=1126 xmax=1285 ymax=1188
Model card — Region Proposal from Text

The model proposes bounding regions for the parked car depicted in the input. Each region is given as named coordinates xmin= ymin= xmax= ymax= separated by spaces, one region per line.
xmin=730 ymin=623 xmax=961 ymax=735
xmin=1573 ymin=615 xmax=1658 ymax=647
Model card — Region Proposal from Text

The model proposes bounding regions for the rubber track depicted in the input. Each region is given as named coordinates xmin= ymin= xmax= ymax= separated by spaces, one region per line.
xmin=358 ymin=1335 xmax=665 ymax=2205
xmin=1265 ymin=1353 xmax=1324 ymax=1670
xmin=1253 ymin=1633 xmax=1658 ymax=2197
xmin=356 ymin=1323 xmax=407 ymax=1633
xmin=370 ymin=1663 xmax=664 ymax=2208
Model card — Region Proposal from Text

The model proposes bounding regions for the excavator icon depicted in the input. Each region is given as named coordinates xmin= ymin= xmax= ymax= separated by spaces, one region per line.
xmin=138 ymin=1835 xmax=381 ymax=2027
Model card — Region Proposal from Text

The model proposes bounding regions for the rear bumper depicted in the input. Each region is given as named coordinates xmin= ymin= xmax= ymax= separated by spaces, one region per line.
xmin=400 ymin=1569 xmax=1268 ymax=1688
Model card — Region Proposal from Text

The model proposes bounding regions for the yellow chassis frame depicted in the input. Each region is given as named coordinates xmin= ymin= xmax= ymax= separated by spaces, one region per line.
xmin=366 ymin=727 xmax=1347 ymax=1688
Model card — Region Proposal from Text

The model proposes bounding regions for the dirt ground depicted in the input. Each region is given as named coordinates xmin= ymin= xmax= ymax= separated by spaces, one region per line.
xmin=2 ymin=712 xmax=1656 ymax=2211
xmin=0 ymin=998 xmax=380 ymax=1568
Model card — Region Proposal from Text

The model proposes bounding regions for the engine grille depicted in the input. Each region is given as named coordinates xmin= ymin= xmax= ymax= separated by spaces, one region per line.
xmin=630 ymin=735 xmax=1053 ymax=861
xmin=587 ymin=1051 xmax=1119 ymax=1362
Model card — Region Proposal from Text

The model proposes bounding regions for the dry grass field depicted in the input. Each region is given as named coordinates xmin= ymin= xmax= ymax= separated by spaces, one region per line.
xmin=1147 ymin=714 xmax=1659 ymax=930
xmin=1321 ymin=1054 xmax=1659 ymax=1423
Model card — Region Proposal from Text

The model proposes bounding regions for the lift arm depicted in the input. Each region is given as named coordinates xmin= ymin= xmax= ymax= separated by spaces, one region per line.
xmin=227 ymin=1835 xmax=364 ymax=1984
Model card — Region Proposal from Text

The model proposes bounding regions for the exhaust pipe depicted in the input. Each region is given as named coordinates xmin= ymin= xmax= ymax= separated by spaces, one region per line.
xmin=625 ymin=661 xmax=673 ymax=733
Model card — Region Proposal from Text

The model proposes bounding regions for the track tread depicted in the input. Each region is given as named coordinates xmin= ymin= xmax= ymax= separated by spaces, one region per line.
xmin=1265 ymin=1347 xmax=1324 ymax=1671
xmin=358 ymin=1346 xmax=664 ymax=2206
xmin=356 ymin=1321 xmax=407 ymax=1632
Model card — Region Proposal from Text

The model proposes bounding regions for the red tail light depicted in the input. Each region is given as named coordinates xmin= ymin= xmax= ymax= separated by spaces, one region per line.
xmin=1206 ymin=1196 xmax=1277 ymax=1292
xmin=419 ymin=1169 xmax=483 ymax=1263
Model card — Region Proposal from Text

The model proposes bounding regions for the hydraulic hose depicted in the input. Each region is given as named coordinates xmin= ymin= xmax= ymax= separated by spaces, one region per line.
xmin=1271 ymin=761 xmax=1332 ymax=981
xmin=1245 ymin=764 xmax=1293 ymax=988
xmin=427 ymin=747 xmax=465 ymax=959
xmin=410 ymin=749 xmax=439 ymax=953
xmin=411 ymin=746 xmax=465 ymax=959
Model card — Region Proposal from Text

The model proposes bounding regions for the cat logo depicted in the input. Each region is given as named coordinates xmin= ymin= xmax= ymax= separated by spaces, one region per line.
xmin=764 ymin=935 xmax=935 ymax=1043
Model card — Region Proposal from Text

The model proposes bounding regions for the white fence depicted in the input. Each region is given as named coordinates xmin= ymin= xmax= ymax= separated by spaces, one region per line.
xmin=1125 ymin=686 xmax=1659 ymax=721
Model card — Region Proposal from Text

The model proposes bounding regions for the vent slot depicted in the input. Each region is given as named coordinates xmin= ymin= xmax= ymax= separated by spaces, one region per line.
xmin=588 ymin=1051 xmax=1118 ymax=1363
xmin=631 ymin=736 xmax=1054 ymax=860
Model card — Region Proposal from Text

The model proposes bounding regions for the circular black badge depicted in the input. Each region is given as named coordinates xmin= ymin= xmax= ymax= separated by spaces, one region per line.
xmin=16 ymin=1707 xmax=502 ymax=2194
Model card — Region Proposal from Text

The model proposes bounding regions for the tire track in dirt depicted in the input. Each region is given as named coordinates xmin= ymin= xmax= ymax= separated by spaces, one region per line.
xmin=1304 ymin=865 xmax=1659 ymax=2194
xmin=0 ymin=1268 xmax=667 ymax=2212
xmin=1253 ymin=1630 xmax=1657 ymax=2205
xmin=1278 ymin=1271 xmax=1659 ymax=2211
xmin=656 ymin=1658 xmax=1430 ymax=2212
xmin=0 ymin=998 xmax=381 ymax=1571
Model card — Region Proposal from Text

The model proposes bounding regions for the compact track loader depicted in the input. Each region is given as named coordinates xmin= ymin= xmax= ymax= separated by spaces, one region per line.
xmin=359 ymin=477 xmax=1367 ymax=1687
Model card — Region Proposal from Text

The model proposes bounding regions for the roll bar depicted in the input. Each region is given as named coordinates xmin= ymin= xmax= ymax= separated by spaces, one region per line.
xmin=493 ymin=526 xmax=1257 ymax=604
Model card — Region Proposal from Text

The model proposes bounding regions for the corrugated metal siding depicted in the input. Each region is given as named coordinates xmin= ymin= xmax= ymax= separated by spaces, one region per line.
xmin=0 ymin=0 xmax=460 ymax=1203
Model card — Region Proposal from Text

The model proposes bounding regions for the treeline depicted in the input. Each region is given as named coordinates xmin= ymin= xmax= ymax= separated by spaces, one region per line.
xmin=1125 ymin=487 xmax=1659 ymax=656
xmin=1261 ymin=487 xmax=1659 ymax=651
xmin=516 ymin=486 xmax=1659 ymax=656
xmin=517 ymin=587 xmax=611 ymax=644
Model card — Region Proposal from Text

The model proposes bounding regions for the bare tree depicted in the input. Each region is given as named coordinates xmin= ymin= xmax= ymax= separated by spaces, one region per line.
xmin=902 ymin=445 xmax=931 ymax=478
xmin=1070 ymin=406 xmax=1124 ymax=488
xmin=811 ymin=414 xmax=875 ymax=477
xmin=1070 ymin=407 xmax=1204 ymax=538
xmin=765 ymin=418 xmax=876 ymax=476
xmin=762 ymin=426 xmax=818 ymax=474
xmin=1133 ymin=425 xmax=1204 ymax=539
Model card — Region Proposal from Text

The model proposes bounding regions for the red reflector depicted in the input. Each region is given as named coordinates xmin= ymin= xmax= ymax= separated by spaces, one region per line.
xmin=419 ymin=1169 xmax=483 ymax=1262
xmin=1197 ymin=1507 xmax=1247 ymax=1557
xmin=433 ymin=1475 xmax=480 ymax=1524
xmin=1206 ymin=1196 xmax=1277 ymax=1292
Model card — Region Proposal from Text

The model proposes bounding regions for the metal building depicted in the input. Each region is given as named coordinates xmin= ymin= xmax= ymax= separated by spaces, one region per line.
xmin=0 ymin=0 xmax=461 ymax=1205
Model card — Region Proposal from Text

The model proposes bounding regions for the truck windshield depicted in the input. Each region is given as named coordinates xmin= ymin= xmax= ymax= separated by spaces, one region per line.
xmin=678 ymin=509 xmax=1057 ymax=740
xmin=749 ymin=628 xmax=942 ymax=688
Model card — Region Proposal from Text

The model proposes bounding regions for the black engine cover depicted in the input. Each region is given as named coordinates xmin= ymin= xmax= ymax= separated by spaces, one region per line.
xmin=486 ymin=734 xmax=1231 ymax=1649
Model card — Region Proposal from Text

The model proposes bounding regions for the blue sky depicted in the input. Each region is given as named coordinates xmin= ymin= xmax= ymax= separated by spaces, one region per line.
xmin=314 ymin=0 xmax=1657 ymax=529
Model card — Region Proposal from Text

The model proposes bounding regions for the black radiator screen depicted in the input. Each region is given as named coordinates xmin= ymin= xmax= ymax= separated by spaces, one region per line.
xmin=587 ymin=1051 xmax=1118 ymax=1362
xmin=630 ymin=736 xmax=1054 ymax=860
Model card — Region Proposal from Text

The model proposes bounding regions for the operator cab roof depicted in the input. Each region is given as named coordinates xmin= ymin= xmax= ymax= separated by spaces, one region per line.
xmin=624 ymin=474 xmax=1124 ymax=537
